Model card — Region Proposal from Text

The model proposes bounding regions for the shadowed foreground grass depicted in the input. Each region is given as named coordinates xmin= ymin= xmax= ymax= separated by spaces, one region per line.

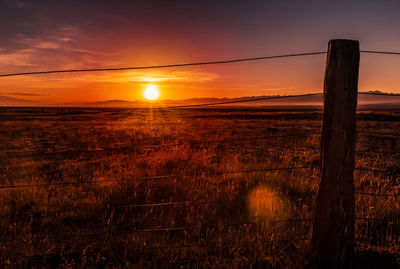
xmin=0 ymin=107 xmax=398 ymax=268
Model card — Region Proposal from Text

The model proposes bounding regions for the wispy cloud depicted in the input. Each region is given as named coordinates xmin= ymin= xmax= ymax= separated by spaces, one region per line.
xmin=1 ymin=92 xmax=48 ymax=96
xmin=0 ymin=48 xmax=36 ymax=67
xmin=94 ymin=70 xmax=220 ymax=83
xmin=17 ymin=26 xmax=77 ymax=50
xmin=0 ymin=24 xmax=116 ymax=74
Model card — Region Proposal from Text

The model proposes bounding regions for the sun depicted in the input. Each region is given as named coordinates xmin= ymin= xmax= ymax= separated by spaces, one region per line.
xmin=143 ymin=85 xmax=160 ymax=100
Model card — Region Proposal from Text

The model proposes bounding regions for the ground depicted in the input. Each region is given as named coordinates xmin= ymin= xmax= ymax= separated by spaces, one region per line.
xmin=0 ymin=107 xmax=398 ymax=268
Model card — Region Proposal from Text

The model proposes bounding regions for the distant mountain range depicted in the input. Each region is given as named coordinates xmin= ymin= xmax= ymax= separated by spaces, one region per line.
xmin=0 ymin=95 xmax=42 ymax=106
xmin=1 ymin=90 xmax=400 ymax=107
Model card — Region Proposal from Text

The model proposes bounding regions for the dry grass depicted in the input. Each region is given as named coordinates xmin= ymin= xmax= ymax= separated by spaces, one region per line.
xmin=0 ymin=107 xmax=398 ymax=268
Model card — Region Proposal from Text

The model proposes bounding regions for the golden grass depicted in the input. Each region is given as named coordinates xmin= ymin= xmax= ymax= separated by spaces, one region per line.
xmin=0 ymin=107 xmax=398 ymax=267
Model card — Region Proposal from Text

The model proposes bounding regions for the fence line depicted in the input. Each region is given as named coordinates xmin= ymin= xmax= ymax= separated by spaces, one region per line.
xmin=166 ymin=91 xmax=400 ymax=108
xmin=161 ymin=93 xmax=321 ymax=109
xmin=0 ymin=145 xmax=320 ymax=170
xmin=0 ymin=132 xmax=320 ymax=158
xmin=0 ymin=199 xmax=247 ymax=219
xmin=0 ymin=164 xmax=394 ymax=191
xmin=360 ymin=50 xmax=400 ymax=56
xmin=359 ymin=92 xmax=400 ymax=97
xmin=0 ymin=165 xmax=316 ymax=190
xmin=2 ymin=46 xmax=400 ymax=261
xmin=0 ymin=52 xmax=327 ymax=78
xmin=1 ymin=218 xmax=313 ymax=244
xmin=358 ymin=131 xmax=400 ymax=138
xmin=1 ymin=191 xmax=397 ymax=221
xmin=3 ymin=213 xmax=396 ymax=245
xmin=355 ymin=191 xmax=399 ymax=197
xmin=0 ymin=49 xmax=398 ymax=78
xmin=355 ymin=167 xmax=398 ymax=173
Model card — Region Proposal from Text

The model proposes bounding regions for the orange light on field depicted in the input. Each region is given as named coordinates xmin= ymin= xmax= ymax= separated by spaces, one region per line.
xmin=248 ymin=186 xmax=290 ymax=221
xmin=143 ymin=84 xmax=160 ymax=100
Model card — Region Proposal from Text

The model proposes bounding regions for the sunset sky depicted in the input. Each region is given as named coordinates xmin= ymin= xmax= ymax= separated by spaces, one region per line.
xmin=1 ymin=0 xmax=400 ymax=105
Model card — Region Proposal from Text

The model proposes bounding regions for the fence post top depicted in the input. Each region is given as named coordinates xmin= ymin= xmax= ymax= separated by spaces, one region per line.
xmin=329 ymin=39 xmax=359 ymax=45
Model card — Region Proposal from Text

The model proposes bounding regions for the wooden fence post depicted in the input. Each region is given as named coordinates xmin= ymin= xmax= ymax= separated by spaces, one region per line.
xmin=311 ymin=39 xmax=359 ymax=267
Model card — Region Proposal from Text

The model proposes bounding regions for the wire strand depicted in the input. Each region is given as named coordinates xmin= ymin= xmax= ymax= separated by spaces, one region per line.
xmin=0 ymin=52 xmax=327 ymax=78
xmin=0 ymin=132 xmax=320 ymax=160
xmin=360 ymin=50 xmax=400 ymax=56
xmin=0 ymin=199 xmax=243 ymax=219
xmin=0 ymin=165 xmax=316 ymax=190
xmin=358 ymin=131 xmax=400 ymax=137
xmin=3 ymin=189 xmax=398 ymax=219
xmin=0 ymin=218 xmax=312 ymax=243
xmin=356 ymin=191 xmax=399 ymax=197
xmin=359 ymin=92 xmax=400 ymax=97
xmin=0 ymin=49 xmax=398 ymax=78
xmin=160 ymin=93 xmax=322 ymax=109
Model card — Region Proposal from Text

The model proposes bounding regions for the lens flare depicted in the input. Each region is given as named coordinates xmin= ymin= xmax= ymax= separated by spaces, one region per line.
xmin=248 ymin=186 xmax=290 ymax=221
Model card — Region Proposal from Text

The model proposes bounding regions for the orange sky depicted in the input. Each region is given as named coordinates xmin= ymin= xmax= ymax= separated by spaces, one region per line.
xmin=1 ymin=1 xmax=400 ymax=105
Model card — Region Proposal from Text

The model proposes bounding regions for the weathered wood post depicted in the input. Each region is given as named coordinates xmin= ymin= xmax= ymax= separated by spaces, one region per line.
xmin=311 ymin=39 xmax=359 ymax=268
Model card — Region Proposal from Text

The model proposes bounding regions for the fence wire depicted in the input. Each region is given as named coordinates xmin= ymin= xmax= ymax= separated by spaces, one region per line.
xmin=0 ymin=165 xmax=316 ymax=190
xmin=1 ymin=190 xmax=397 ymax=221
xmin=0 ymin=132 xmax=320 ymax=159
xmin=0 ymin=52 xmax=327 ymax=78
xmin=1 ymin=47 xmax=400 ymax=262
xmin=1 ymin=218 xmax=313 ymax=244
xmin=0 ymin=49 xmax=398 ymax=78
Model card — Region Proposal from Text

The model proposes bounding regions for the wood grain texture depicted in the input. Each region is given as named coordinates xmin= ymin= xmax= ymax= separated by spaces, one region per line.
xmin=311 ymin=39 xmax=359 ymax=268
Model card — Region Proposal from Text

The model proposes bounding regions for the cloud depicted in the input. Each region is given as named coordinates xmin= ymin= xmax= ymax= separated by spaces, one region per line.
xmin=93 ymin=70 xmax=220 ymax=83
xmin=0 ymin=48 xmax=36 ymax=67
xmin=19 ymin=25 xmax=112 ymax=56
xmin=0 ymin=24 xmax=112 ymax=72
xmin=1 ymin=92 xmax=48 ymax=96
xmin=17 ymin=25 xmax=78 ymax=50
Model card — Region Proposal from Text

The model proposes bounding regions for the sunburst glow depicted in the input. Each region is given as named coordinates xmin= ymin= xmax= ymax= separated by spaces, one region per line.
xmin=143 ymin=85 xmax=160 ymax=100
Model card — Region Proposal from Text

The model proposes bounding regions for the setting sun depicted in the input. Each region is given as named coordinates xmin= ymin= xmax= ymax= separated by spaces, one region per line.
xmin=143 ymin=85 xmax=160 ymax=100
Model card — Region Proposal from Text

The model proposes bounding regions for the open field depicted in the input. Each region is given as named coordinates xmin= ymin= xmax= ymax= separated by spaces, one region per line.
xmin=0 ymin=107 xmax=399 ymax=268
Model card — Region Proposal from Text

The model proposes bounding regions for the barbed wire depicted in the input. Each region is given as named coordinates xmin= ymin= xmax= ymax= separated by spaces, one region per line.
xmin=178 ymin=91 xmax=400 ymax=109
xmin=360 ymin=50 xmax=400 ymax=56
xmin=358 ymin=131 xmax=400 ymax=138
xmin=1 ymin=187 xmax=398 ymax=220
xmin=359 ymin=92 xmax=400 ymax=97
xmin=356 ymin=191 xmax=399 ymax=197
xmin=0 ymin=218 xmax=312 ymax=243
xmin=1 ymin=47 xmax=400 ymax=261
xmin=0 ymin=164 xmax=395 ymax=192
xmin=0 ymin=199 xmax=246 ymax=219
xmin=0 ymin=49 xmax=398 ymax=79
xmin=2 ymin=213 xmax=398 ymax=245
xmin=355 ymin=167 xmax=399 ymax=173
xmin=0 ymin=145 xmax=320 ymax=170
xmin=0 ymin=132 xmax=320 ymax=160
xmin=0 ymin=52 xmax=327 ymax=78
xmin=0 ymin=165 xmax=316 ymax=190
xmin=160 ymin=93 xmax=321 ymax=109
xmin=0 ymin=129 xmax=396 ymax=167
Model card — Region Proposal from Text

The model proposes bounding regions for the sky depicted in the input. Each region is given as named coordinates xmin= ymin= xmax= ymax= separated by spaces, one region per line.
xmin=1 ymin=0 xmax=400 ymax=105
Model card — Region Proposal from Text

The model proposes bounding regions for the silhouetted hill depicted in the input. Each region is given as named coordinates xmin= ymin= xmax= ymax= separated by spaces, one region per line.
xmin=1 ymin=91 xmax=400 ymax=107
xmin=75 ymin=91 xmax=400 ymax=108
xmin=0 ymin=95 xmax=41 ymax=106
